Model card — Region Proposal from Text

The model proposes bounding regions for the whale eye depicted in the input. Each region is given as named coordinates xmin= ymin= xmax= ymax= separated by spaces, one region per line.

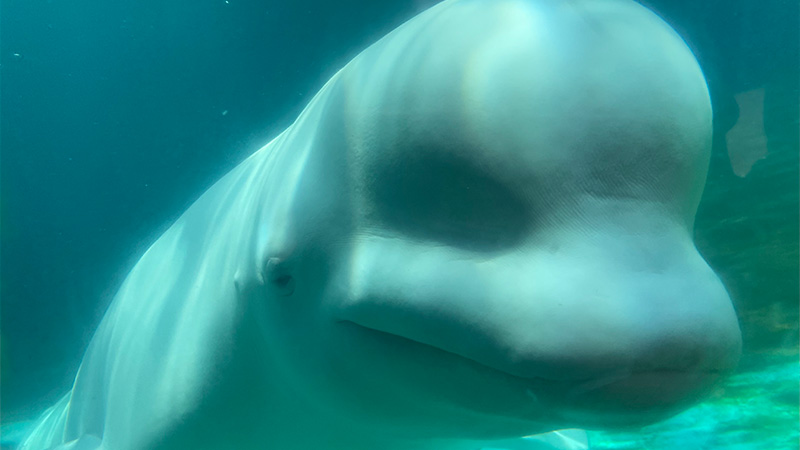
xmin=273 ymin=274 xmax=294 ymax=289
xmin=265 ymin=257 xmax=295 ymax=297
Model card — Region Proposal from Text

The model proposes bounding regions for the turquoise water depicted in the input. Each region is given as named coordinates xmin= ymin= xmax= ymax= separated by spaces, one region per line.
xmin=589 ymin=357 xmax=799 ymax=450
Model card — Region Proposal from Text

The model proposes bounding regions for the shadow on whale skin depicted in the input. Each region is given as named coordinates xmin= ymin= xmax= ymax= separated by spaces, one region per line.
xmin=19 ymin=0 xmax=741 ymax=449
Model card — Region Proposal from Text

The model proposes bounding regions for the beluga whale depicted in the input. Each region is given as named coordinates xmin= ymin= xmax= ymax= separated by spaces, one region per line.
xmin=20 ymin=0 xmax=742 ymax=449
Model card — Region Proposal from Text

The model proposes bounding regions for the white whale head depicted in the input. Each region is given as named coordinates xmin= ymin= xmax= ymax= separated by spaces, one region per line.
xmin=246 ymin=0 xmax=741 ymax=441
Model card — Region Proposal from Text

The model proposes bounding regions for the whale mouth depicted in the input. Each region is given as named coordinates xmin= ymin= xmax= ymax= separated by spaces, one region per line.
xmin=340 ymin=320 xmax=723 ymax=426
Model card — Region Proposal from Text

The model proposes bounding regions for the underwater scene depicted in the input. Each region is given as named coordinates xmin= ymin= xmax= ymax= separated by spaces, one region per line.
xmin=2 ymin=0 xmax=798 ymax=449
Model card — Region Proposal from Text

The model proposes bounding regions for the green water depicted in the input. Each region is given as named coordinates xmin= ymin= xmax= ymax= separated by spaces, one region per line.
xmin=588 ymin=356 xmax=799 ymax=449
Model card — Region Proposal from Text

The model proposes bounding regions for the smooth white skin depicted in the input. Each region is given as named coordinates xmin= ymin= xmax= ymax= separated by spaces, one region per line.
xmin=21 ymin=0 xmax=741 ymax=449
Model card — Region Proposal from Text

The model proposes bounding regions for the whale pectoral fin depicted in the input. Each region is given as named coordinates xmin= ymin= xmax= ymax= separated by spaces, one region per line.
xmin=0 ymin=420 xmax=36 ymax=448
xmin=481 ymin=429 xmax=589 ymax=450
xmin=44 ymin=435 xmax=104 ymax=450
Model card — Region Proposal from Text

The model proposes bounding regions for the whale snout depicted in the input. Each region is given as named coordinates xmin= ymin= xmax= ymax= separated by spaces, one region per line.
xmin=503 ymin=251 xmax=741 ymax=381
xmin=531 ymin=277 xmax=741 ymax=427
xmin=339 ymin=229 xmax=742 ymax=428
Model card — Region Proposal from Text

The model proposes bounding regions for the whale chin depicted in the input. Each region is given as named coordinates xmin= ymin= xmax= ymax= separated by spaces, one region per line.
xmin=543 ymin=370 xmax=724 ymax=428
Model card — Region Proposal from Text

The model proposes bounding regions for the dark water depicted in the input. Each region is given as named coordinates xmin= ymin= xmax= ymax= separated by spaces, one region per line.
xmin=1 ymin=0 xmax=798 ymax=447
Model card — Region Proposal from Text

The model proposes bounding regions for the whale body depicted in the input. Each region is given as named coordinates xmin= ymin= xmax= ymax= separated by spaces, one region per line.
xmin=20 ymin=0 xmax=741 ymax=449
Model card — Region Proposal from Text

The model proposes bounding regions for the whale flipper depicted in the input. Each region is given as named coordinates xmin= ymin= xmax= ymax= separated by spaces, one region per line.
xmin=18 ymin=394 xmax=72 ymax=450
xmin=482 ymin=430 xmax=589 ymax=450
xmin=43 ymin=436 xmax=104 ymax=450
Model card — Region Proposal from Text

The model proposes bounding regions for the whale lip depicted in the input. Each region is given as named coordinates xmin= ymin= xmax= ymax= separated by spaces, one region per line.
xmin=340 ymin=319 xmax=729 ymax=381
xmin=340 ymin=319 xmax=728 ymax=425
